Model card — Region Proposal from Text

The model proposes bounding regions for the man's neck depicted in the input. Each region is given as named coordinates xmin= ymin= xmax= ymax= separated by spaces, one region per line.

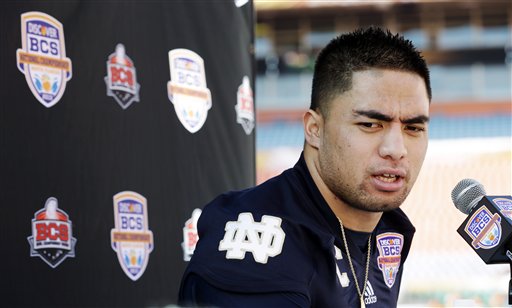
xmin=303 ymin=147 xmax=383 ymax=232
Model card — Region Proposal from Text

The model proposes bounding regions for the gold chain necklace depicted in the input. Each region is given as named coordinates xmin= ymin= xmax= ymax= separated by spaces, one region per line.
xmin=338 ymin=217 xmax=371 ymax=308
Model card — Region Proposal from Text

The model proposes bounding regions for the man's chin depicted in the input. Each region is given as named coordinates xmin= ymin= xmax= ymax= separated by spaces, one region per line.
xmin=353 ymin=203 xmax=400 ymax=213
xmin=356 ymin=192 xmax=408 ymax=212
xmin=368 ymin=186 xmax=410 ymax=208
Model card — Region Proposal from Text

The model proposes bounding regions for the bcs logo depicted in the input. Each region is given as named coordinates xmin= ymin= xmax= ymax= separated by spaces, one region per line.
xmin=167 ymin=49 xmax=212 ymax=133
xmin=492 ymin=197 xmax=512 ymax=221
xmin=465 ymin=206 xmax=502 ymax=249
xmin=16 ymin=11 xmax=72 ymax=108
xmin=376 ymin=232 xmax=403 ymax=288
xmin=111 ymin=191 xmax=153 ymax=281
xmin=104 ymin=44 xmax=140 ymax=109
xmin=235 ymin=76 xmax=254 ymax=135
xmin=27 ymin=197 xmax=77 ymax=268
xmin=182 ymin=208 xmax=202 ymax=261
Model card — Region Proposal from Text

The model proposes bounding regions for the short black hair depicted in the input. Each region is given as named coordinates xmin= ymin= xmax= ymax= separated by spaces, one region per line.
xmin=310 ymin=27 xmax=431 ymax=117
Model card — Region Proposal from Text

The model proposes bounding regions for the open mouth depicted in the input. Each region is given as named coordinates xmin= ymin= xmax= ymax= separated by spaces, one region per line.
xmin=375 ymin=173 xmax=400 ymax=183
xmin=371 ymin=170 xmax=406 ymax=192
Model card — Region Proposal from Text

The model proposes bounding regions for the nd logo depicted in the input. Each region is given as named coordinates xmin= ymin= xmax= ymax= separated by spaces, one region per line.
xmin=218 ymin=213 xmax=286 ymax=264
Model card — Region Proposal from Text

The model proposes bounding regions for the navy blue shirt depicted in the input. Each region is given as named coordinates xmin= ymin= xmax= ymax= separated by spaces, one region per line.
xmin=179 ymin=153 xmax=415 ymax=307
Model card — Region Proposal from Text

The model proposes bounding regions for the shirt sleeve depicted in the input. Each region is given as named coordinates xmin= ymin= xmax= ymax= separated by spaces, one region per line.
xmin=178 ymin=273 xmax=309 ymax=307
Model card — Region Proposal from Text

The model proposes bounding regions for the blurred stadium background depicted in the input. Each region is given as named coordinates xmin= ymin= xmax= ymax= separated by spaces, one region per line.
xmin=253 ymin=1 xmax=511 ymax=307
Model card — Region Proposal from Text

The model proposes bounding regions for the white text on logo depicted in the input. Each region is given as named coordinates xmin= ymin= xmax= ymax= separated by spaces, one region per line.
xmin=218 ymin=213 xmax=285 ymax=264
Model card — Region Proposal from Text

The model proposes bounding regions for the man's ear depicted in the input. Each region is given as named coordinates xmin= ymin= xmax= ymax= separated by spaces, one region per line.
xmin=303 ymin=109 xmax=323 ymax=149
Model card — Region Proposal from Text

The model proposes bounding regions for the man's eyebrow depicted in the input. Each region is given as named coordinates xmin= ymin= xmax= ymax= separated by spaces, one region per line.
xmin=352 ymin=109 xmax=393 ymax=122
xmin=353 ymin=109 xmax=429 ymax=124
xmin=402 ymin=115 xmax=430 ymax=124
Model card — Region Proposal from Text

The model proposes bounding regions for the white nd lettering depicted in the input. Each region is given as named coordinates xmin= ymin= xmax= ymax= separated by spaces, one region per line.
xmin=218 ymin=213 xmax=286 ymax=264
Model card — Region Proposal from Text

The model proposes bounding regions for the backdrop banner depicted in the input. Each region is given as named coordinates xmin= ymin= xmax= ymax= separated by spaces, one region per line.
xmin=0 ymin=1 xmax=255 ymax=306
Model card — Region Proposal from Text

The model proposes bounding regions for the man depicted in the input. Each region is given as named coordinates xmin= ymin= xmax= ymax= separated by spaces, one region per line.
xmin=179 ymin=27 xmax=431 ymax=307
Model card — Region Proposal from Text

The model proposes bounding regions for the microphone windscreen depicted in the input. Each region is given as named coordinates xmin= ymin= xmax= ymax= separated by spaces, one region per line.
xmin=451 ymin=178 xmax=486 ymax=214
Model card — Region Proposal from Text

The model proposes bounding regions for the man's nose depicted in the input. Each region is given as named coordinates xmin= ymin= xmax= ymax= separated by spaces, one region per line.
xmin=378 ymin=125 xmax=407 ymax=161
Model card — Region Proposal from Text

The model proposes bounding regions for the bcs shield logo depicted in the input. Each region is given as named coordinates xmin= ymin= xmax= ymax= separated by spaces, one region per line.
xmin=27 ymin=197 xmax=77 ymax=268
xmin=182 ymin=208 xmax=202 ymax=261
xmin=376 ymin=232 xmax=403 ymax=288
xmin=235 ymin=76 xmax=254 ymax=135
xmin=111 ymin=191 xmax=153 ymax=281
xmin=465 ymin=206 xmax=502 ymax=249
xmin=16 ymin=11 xmax=72 ymax=108
xmin=104 ymin=44 xmax=140 ymax=109
xmin=492 ymin=197 xmax=512 ymax=221
xmin=167 ymin=49 xmax=212 ymax=133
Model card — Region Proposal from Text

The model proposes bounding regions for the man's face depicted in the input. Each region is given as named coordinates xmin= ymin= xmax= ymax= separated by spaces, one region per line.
xmin=318 ymin=69 xmax=430 ymax=212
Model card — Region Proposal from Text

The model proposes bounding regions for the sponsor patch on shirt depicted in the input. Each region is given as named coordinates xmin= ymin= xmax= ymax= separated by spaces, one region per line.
xmin=111 ymin=191 xmax=153 ymax=281
xmin=27 ymin=197 xmax=76 ymax=268
xmin=16 ymin=11 xmax=72 ymax=108
xmin=376 ymin=232 xmax=403 ymax=288
xmin=167 ymin=49 xmax=212 ymax=133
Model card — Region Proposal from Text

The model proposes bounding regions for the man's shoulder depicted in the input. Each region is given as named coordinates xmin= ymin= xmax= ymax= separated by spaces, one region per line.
xmin=185 ymin=207 xmax=319 ymax=294
xmin=200 ymin=168 xmax=301 ymax=222
xmin=182 ymin=164 xmax=333 ymax=294
xmin=184 ymin=183 xmax=327 ymax=294
xmin=194 ymin=169 xmax=324 ymax=264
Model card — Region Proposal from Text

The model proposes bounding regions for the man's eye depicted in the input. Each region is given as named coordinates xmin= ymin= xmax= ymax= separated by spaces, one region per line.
xmin=405 ymin=125 xmax=425 ymax=132
xmin=358 ymin=122 xmax=380 ymax=129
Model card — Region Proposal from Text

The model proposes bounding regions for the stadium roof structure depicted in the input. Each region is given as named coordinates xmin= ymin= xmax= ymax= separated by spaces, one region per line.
xmin=255 ymin=0 xmax=464 ymax=11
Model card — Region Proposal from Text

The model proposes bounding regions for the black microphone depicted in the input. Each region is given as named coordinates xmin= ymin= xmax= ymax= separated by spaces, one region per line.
xmin=452 ymin=178 xmax=512 ymax=263
xmin=451 ymin=178 xmax=512 ymax=305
